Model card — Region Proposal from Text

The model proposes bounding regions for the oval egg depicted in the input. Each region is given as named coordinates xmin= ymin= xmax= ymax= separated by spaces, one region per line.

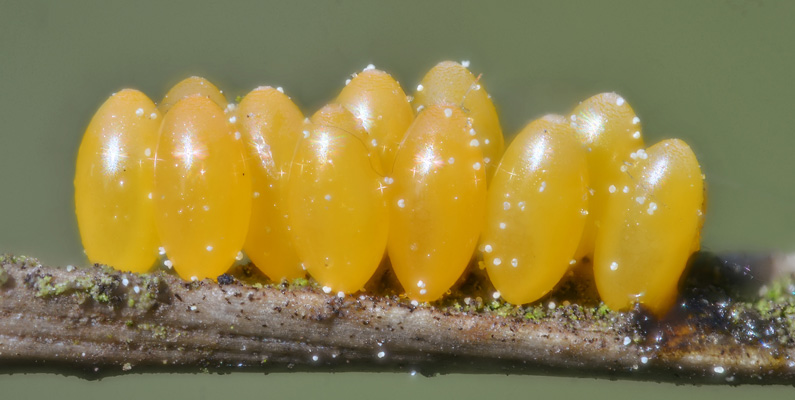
xmin=286 ymin=104 xmax=388 ymax=293
xmin=482 ymin=115 xmax=588 ymax=304
xmin=336 ymin=67 xmax=414 ymax=174
xmin=236 ymin=86 xmax=306 ymax=281
xmin=412 ymin=61 xmax=504 ymax=182
xmin=569 ymin=92 xmax=645 ymax=260
xmin=74 ymin=89 xmax=160 ymax=272
xmin=154 ymin=95 xmax=251 ymax=281
xmin=388 ymin=105 xmax=486 ymax=302
xmin=594 ymin=138 xmax=704 ymax=316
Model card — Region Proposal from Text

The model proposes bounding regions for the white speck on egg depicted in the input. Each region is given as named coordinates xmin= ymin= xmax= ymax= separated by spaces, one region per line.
xmin=511 ymin=258 xmax=518 ymax=268
xmin=206 ymin=245 xmax=213 ymax=251
xmin=416 ymin=84 xmax=424 ymax=91
xmin=632 ymin=116 xmax=640 ymax=125
xmin=499 ymin=222 xmax=506 ymax=229
xmin=492 ymin=291 xmax=501 ymax=299
xmin=633 ymin=131 xmax=641 ymax=139
xmin=616 ymin=97 xmax=625 ymax=106
xmin=135 ymin=108 xmax=144 ymax=117
xmin=461 ymin=60 xmax=470 ymax=67
xmin=322 ymin=286 xmax=332 ymax=294
xmin=473 ymin=162 xmax=481 ymax=170
xmin=470 ymin=139 xmax=479 ymax=147
xmin=493 ymin=258 xmax=501 ymax=266
xmin=397 ymin=199 xmax=405 ymax=208
xmin=484 ymin=244 xmax=493 ymax=253
xmin=229 ymin=116 xmax=237 ymax=124
xmin=610 ymin=262 xmax=619 ymax=271
xmin=444 ymin=108 xmax=453 ymax=118
xmin=608 ymin=185 xmax=616 ymax=193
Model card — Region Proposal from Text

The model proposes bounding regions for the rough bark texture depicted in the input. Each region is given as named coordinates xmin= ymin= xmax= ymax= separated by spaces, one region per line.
xmin=1 ymin=254 xmax=795 ymax=384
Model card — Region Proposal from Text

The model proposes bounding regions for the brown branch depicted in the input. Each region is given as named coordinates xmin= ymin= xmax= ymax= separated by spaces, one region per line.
xmin=1 ymin=254 xmax=794 ymax=384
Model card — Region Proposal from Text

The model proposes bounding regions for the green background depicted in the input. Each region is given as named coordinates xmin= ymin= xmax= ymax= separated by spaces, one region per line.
xmin=1 ymin=0 xmax=794 ymax=397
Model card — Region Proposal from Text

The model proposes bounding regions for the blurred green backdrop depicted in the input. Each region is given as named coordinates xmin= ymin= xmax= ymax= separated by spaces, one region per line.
xmin=1 ymin=0 xmax=794 ymax=397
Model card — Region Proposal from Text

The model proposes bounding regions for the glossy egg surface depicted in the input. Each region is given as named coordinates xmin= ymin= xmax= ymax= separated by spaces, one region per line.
xmin=388 ymin=105 xmax=486 ymax=301
xmin=594 ymin=138 xmax=704 ymax=316
xmin=154 ymin=95 xmax=251 ymax=280
xmin=159 ymin=76 xmax=227 ymax=114
xmin=336 ymin=68 xmax=414 ymax=174
xmin=74 ymin=89 xmax=160 ymax=272
xmin=287 ymin=104 xmax=388 ymax=293
xmin=482 ymin=115 xmax=588 ymax=304
xmin=570 ymin=92 xmax=644 ymax=260
xmin=412 ymin=61 xmax=504 ymax=181
xmin=236 ymin=87 xmax=306 ymax=281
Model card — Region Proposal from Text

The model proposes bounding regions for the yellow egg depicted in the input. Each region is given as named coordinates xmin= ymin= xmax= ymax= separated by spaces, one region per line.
xmin=482 ymin=115 xmax=588 ymax=304
xmin=236 ymin=87 xmax=306 ymax=281
xmin=412 ymin=61 xmax=504 ymax=182
xmin=74 ymin=89 xmax=160 ymax=272
xmin=388 ymin=105 xmax=486 ymax=302
xmin=594 ymin=139 xmax=704 ymax=316
xmin=336 ymin=67 xmax=414 ymax=174
xmin=159 ymin=76 xmax=227 ymax=114
xmin=154 ymin=96 xmax=251 ymax=281
xmin=569 ymin=92 xmax=644 ymax=260
xmin=286 ymin=104 xmax=388 ymax=293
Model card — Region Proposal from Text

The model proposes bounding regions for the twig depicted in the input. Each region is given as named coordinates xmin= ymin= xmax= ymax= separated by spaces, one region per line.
xmin=1 ymin=253 xmax=794 ymax=384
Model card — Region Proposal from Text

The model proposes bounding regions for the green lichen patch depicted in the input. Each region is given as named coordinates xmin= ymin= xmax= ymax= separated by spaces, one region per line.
xmin=136 ymin=323 xmax=169 ymax=340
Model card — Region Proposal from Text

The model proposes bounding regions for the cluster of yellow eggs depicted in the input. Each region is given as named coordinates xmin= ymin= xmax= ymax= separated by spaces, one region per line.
xmin=74 ymin=61 xmax=704 ymax=316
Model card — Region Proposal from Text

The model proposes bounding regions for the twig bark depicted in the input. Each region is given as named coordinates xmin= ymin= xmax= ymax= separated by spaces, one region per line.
xmin=1 ymin=254 xmax=794 ymax=384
